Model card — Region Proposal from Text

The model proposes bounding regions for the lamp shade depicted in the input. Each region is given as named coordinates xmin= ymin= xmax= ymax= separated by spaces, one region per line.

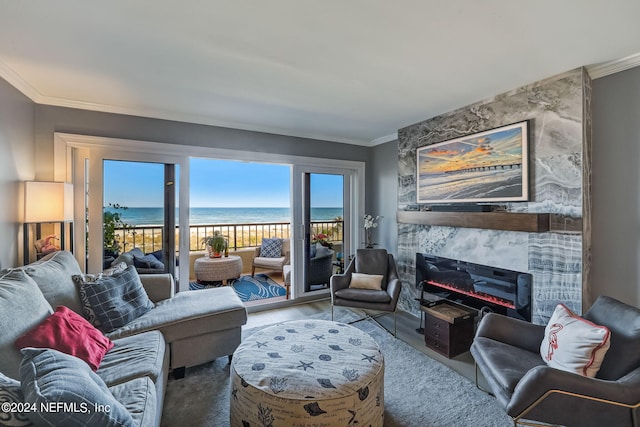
xmin=24 ymin=181 xmax=74 ymax=223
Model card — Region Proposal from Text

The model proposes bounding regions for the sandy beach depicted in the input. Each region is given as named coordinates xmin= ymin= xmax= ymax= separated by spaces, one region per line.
xmin=114 ymin=221 xmax=341 ymax=255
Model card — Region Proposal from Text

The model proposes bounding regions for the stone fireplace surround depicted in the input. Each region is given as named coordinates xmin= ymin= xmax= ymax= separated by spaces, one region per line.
xmin=396 ymin=67 xmax=591 ymax=325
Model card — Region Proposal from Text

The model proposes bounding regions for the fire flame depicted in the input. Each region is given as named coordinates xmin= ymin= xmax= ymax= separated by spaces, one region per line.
xmin=426 ymin=280 xmax=516 ymax=309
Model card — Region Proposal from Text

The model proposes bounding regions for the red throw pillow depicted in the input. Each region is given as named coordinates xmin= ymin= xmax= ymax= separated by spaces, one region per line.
xmin=15 ymin=306 xmax=114 ymax=371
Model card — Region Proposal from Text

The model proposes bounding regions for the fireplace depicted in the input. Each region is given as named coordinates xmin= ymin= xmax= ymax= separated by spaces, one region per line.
xmin=416 ymin=253 xmax=532 ymax=321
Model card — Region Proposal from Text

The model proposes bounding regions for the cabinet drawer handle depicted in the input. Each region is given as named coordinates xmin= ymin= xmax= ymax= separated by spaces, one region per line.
xmin=434 ymin=333 xmax=440 ymax=338
xmin=433 ymin=323 xmax=440 ymax=328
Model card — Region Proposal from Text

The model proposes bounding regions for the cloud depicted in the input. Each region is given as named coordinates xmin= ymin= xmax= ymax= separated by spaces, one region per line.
xmin=475 ymin=145 xmax=494 ymax=154
xmin=428 ymin=148 xmax=461 ymax=156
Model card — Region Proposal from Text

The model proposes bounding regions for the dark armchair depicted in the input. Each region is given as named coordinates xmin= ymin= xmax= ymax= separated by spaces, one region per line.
xmin=306 ymin=247 xmax=335 ymax=291
xmin=330 ymin=249 xmax=402 ymax=336
xmin=470 ymin=296 xmax=640 ymax=427
xmin=111 ymin=247 xmax=165 ymax=274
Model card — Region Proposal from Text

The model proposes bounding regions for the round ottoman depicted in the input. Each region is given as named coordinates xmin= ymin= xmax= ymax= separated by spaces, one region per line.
xmin=193 ymin=255 xmax=242 ymax=285
xmin=230 ymin=319 xmax=384 ymax=427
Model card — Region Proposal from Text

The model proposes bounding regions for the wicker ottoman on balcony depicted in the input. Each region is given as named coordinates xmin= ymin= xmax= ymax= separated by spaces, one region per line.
xmin=230 ymin=319 xmax=384 ymax=427
xmin=194 ymin=255 xmax=242 ymax=285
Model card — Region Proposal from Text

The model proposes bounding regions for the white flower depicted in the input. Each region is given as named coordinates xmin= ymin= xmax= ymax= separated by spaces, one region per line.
xmin=363 ymin=214 xmax=382 ymax=229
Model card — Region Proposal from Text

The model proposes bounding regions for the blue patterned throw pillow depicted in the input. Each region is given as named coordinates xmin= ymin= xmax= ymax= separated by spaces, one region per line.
xmin=20 ymin=348 xmax=134 ymax=426
xmin=260 ymin=238 xmax=283 ymax=258
xmin=78 ymin=265 xmax=154 ymax=333
xmin=133 ymin=253 xmax=164 ymax=270
xmin=0 ymin=373 xmax=32 ymax=426
xmin=72 ymin=262 xmax=128 ymax=328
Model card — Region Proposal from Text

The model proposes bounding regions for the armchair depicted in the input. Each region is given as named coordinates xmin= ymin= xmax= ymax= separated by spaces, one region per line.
xmin=330 ymin=249 xmax=402 ymax=336
xmin=470 ymin=296 xmax=640 ymax=427
xmin=306 ymin=246 xmax=335 ymax=291
xmin=252 ymin=238 xmax=290 ymax=277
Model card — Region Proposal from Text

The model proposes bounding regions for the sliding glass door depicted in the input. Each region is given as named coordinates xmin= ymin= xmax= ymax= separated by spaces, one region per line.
xmin=79 ymin=147 xmax=190 ymax=288
xmin=102 ymin=160 xmax=178 ymax=277
xmin=303 ymin=173 xmax=344 ymax=292
xmin=58 ymin=132 xmax=364 ymax=303
xmin=292 ymin=166 xmax=360 ymax=298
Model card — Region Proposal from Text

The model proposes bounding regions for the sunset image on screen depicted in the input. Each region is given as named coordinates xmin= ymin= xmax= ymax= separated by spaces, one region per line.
xmin=417 ymin=122 xmax=528 ymax=203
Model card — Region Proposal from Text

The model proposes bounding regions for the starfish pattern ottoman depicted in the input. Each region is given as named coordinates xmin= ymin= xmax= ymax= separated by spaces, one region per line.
xmin=230 ymin=319 xmax=384 ymax=426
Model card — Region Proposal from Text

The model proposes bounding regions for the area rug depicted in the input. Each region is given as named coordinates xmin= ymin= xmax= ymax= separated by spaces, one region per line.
xmin=161 ymin=310 xmax=512 ymax=427
xmin=189 ymin=273 xmax=286 ymax=302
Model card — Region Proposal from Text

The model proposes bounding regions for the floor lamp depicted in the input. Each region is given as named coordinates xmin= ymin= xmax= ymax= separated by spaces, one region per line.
xmin=23 ymin=181 xmax=74 ymax=265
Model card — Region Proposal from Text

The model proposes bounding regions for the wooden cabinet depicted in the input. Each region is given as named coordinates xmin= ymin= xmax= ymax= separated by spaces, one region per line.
xmin=422 ymin=302 xmax=476 ymax=358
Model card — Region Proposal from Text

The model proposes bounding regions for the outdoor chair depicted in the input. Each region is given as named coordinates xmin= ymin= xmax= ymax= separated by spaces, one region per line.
xmin=305 ymin=245 xmax=335 ymax=291
xmin=252 ymin=238 xmax=290 ymax=277
xmin=330 ymin=248 xmax=402 ymax=336
xmin=111 ymin=247 xmax=166 ymax=274
xmin=471 ymin=295 xmax=640 ymax=427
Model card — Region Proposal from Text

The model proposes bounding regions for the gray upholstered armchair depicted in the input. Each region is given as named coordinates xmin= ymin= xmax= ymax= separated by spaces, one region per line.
xmin=470 ymin=296 xmax=640 ymax=427
xmin=330 ymin=249 xmax=402 ymax=336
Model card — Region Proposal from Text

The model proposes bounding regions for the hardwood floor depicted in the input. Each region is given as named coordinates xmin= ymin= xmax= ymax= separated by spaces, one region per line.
xmin=244 ymin=300 xmax=330 ymax=328
xmin=244 ymin=300 xmax=489 ymax=388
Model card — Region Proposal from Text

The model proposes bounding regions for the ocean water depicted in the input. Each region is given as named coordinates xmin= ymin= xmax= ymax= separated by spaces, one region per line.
xmin=104 ymin=207 xmax=343 ymax=226
xmin=419 ymin=169 xmax=523 ymax=202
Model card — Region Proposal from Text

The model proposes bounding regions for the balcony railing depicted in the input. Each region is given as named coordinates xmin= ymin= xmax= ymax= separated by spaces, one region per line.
xmin=112 ymin=220 xmax=343 ymax=254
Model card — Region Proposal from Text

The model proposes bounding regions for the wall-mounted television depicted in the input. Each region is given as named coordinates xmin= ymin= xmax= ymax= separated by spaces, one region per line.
xmin=416 ymin=120 xmax=529 ymax=204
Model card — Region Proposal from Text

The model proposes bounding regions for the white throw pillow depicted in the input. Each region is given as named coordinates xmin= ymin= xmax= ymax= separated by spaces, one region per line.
xmin=349 ymin=273 xmax=384 ymax=290
xmin=540 ymin=304 xmax=611 ymax=377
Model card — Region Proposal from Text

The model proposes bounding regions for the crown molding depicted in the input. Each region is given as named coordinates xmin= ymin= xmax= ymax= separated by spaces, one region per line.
xmin=36 ymin=93 xmax=372 ymax=146
xmin=369 ymin=132 xmax=398 ymax=146
xmin=586 ymin=52 xmax=640 ymax=79
xmin=0 ymin=59 xmax=371 ymax=146
xmin=0 ymin=61 xmax=42 ymax=101
xmin=9 ymin=52 xmax=636 ymax=147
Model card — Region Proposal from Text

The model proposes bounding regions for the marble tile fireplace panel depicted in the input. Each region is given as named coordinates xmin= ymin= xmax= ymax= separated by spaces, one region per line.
xmin=529 ymin=233 xmax=583 ymax=322
xmin=396 ymin=68 xmax=591 ymax=325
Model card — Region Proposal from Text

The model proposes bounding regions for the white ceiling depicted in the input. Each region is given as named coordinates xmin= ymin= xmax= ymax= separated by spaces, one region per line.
xmin=1 ymin=1 xmax=639 ymax=146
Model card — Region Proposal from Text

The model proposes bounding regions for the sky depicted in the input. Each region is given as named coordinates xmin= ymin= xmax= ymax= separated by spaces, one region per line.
xmin=418 ymin=125 xmax=524 ymax=175
xmin=103 ymin=158 xmax=343 ymax=208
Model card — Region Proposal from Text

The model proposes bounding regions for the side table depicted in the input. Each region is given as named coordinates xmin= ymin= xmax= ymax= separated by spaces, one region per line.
xmin=194 ymin=255 xmax=242 ymax=285
xmin=422 ymin=301 xmax=476 ymax=358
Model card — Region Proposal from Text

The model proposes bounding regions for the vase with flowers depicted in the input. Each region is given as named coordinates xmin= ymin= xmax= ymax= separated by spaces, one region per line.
xmin=363 ymin=214 xmax=382 ymax=248
xmin=312 ymin=232 xmax=333 ymax=249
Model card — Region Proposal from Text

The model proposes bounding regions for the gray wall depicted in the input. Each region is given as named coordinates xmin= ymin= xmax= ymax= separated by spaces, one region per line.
xmin=34 ymin=105 xmax=370 ymax=181
xmin=592 ymin=66 xmax=640 ymax=307
xmin=368 ymin=139 xmax=398 ymax=255
xmin=0 ymin=78 xmax=35 ymax=268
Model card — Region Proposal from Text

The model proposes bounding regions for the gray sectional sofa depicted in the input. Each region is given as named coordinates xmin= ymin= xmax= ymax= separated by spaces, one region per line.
xmin=0 ymin=250 xmax=247 ymax=426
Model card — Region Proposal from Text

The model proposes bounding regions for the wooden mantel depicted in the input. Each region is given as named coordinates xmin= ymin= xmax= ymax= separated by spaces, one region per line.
xmin=397 ymin=210 xmax=551 ymax=233
xmin=397 ymin=210 xmax=582 ymax=233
